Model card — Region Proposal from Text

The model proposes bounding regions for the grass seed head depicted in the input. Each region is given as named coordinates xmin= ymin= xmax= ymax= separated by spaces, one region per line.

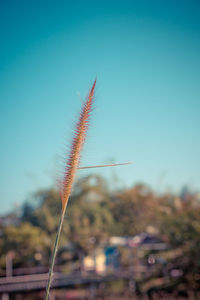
xmin=61 ymin=80 xmax=96 ymax=211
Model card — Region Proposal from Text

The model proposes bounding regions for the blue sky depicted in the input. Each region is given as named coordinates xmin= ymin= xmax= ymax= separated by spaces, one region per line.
xmin=0 ymin=0 xmax=200 ymax=214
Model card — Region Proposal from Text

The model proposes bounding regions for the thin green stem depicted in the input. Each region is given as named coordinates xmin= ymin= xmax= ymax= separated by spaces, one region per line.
xmin=45 ymin=206 xmax=66 ymax=300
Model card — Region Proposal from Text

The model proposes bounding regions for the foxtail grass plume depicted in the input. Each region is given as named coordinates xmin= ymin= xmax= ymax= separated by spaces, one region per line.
xmin=45 ymin=80 xmax=96 ymax=300
xmin=61 ymin=79 xmax=96 ymax=211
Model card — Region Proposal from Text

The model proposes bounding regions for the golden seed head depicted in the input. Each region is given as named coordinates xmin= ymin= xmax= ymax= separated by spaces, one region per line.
xmin=61 ymin=80 xmax=96 ymax=210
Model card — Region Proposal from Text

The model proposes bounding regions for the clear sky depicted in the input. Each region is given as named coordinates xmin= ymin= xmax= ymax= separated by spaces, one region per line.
xmin=0 ymin=0 xmax=200 ymax=214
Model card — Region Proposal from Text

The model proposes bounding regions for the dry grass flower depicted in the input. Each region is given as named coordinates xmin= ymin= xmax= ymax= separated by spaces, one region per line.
xmin=45 ymin=80 xmax=96 ymax=299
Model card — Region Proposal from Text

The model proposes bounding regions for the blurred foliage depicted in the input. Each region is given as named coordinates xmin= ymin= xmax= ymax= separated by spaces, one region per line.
xmin=0 ymin=222 xmax=50 ymax=268
xmin=0 ymin=174 xmax=200 ymax=296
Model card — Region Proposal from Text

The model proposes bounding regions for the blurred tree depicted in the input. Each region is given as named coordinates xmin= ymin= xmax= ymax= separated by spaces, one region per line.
xmin=66 ymin=174 xmax=116 ymax=252
xmin=0 ymin=222 xmax=50 ymax=268
xmin=20 ymin=175 xmax=116 ymax=254
xmin=111 ymin=184 xmax=159 ymax=235
xmin=159 ymin=201 xmax=200 ymax=293
xmin=22 ymin=188 xmax=61 ymax=234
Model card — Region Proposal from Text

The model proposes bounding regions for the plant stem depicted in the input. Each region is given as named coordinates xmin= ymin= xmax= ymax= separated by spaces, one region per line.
xmin=45 ymin=206 xmax=66 ymax=300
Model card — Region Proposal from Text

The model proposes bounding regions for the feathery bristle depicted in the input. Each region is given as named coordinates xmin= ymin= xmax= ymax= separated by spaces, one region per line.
xmin=61 ymin=80 xmax=96 ymax=210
